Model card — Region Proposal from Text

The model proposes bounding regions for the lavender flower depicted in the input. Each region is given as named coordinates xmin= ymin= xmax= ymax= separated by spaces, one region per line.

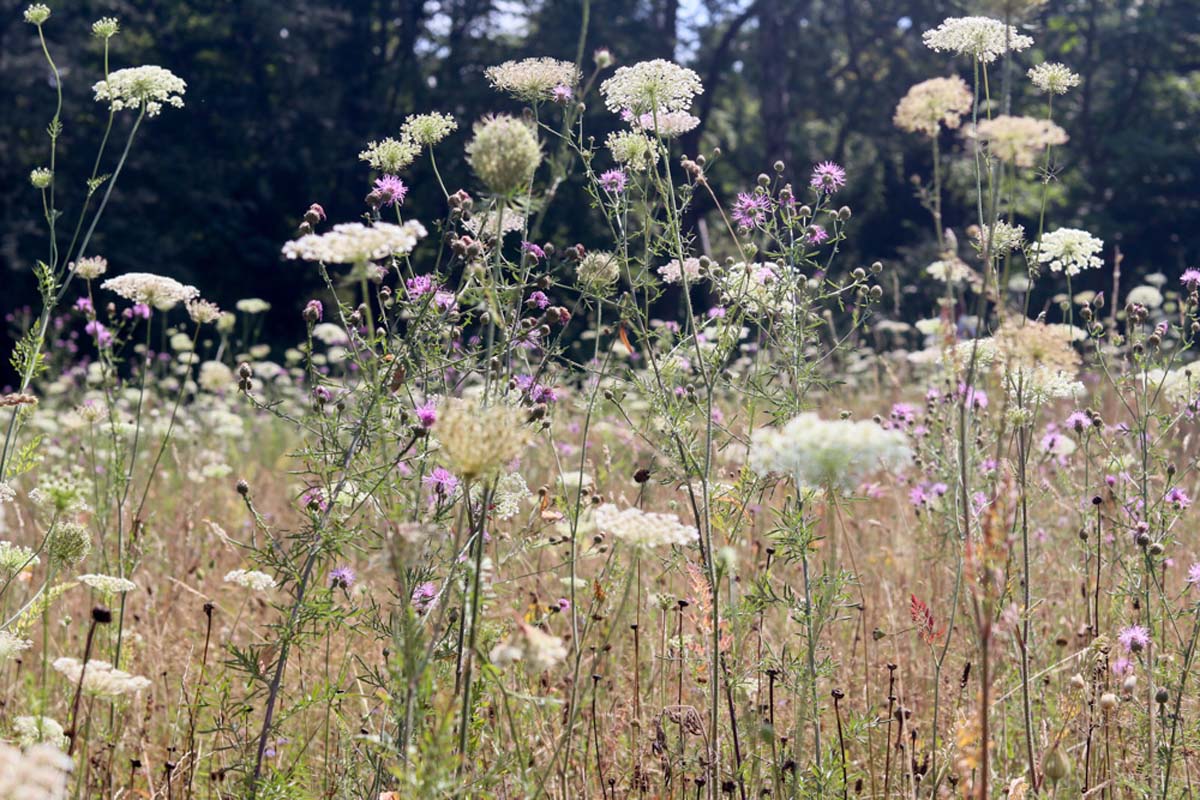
xmin=329 ymin=566 xmax=356 ymax=589
xmin=423 ymin=466 xmax=459 ymax=498
xmin=731 ymin=192 xmax=771 ymax=230
xmin=599 ymin=169 xmax=628 ymax=194
xmin=373 ymin=175 xmax=408 ymax=207
xmin=1118 ymin=624 xmax=1150 ymax=653
xmin=810 ymin=161 xmax=846 ymax=193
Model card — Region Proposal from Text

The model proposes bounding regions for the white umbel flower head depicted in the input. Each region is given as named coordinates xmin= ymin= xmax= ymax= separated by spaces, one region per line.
xmin=893 ymin=76 xmax=973 ymax=137
xmin=13 ymin=716 xmax=69 ymax=750
xmin=72 ymin=256 xmax=108 ymax=280
xmin=1126 ymin=285 xmax=1164 ymax=309
xmin=606 ymin=130 xmax=659 ymax=171
xmin=282 ymin=220 xmax=426 ymax=264
xmin=93 ymin=66 xmax=186 ymax=116
xmin=0 ymin=742 xmax=72 ymax=799
xmin=52 ymin=657 xmax=152 ymax=697
xmin=922 ymin=17 xmax=1034 ymax=63
xmin=485 ymin=57 xmax=581 ymax=102
xmin=223 ymin=569 xmax=277 ymax=591
xmin=633 ymin=110 xmax=700 ymax=138
xmin=489 ymin=621 xmax=568 ymax=671
xmin=101 ymin=272 xmax=199 ymax=310
xmin=973 ymin=115 xmax=1068 ymax=168
xmin=600 ymin=59 xmax=703 ymax=114
xmin=748 ymin=413 xmax=912 ymax=492
xmin=1034 ymin=228 xmax=1104 ymax=277
xmin=466 ymin=115 xmax=543 ymax=195
xmin=401 ymin=112 xmax=458 ymax=147
xmin=78 ymin=574 xmax=138 ymax=594
xmin=359 ymin=137 xmax=420 ymax=173
xmin=0 ymin=630 xmax=33 ymax=662
xmin=593 ymin=504 xmax=699 ymax=549
xmin=1028 ymin=62 xmax=1081 ymax=95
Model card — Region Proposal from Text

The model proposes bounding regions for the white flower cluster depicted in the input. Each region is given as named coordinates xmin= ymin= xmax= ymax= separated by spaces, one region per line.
xmin=605 ymin=131 xmax=659 ymax=171
xmin=593 ymin=503 xmax=699 ymax=549
xmin=485 ymin=57 xmax=581 ymax=101
xmin=714 ymin=262 xmax=793 ymax=315
xmin=748 ymin=413 xmax=913 ymax=492
xmin=78 ymin=573 xmax=137 ymax=594
xmin=223 ymin=569 xmax=277 ymax=591
xmin=973 ymin=222 xmax=1025 ymax=257
xmin=658 ymin=257 xmax=703 ymax=285
xmin=92 ymin=65 xmax=186 ymax=116
xmin=359 ymin=137 xmax=420 ymax=173
xmin=0 ymin=541 xmax=39 ymax=575
xmin=282 ymin=220 xmax=426 ymax=264
xmin=1126 ymin=285 xmax=1163 ymax=308
xmin=1008 ymin=367 xmax=1086 ymax=405
xmin=490 ymin=472 xmax=530 ymax=520
xmin=401 ymin=112 xmax=458 ymax=147
xmin=1028 ymin=62 xmax=1081 ymax=95
xmin=600 ymin=59 xmax=703 ymax=114
xmin=0 ymin=630 xmax=33 ymax=662
xmin=1145 ymin=368 xmax=1199 ymax=407
xmin=922 ymin=17 xmax=1034 ymax=63
xmin=0 ymin=742 xmax=72 ymax=800
xmin=489 ymin=622 xmax=568 ymax=671
xmin=101 ymin=272 xmax=199 ymax=310
xmin=632 ymin=110 xmax=700 ymax=138
xmin=71 ymin=256 xmax=108 ymax=280
xmin=926 ymin=257 xmax=974 ymax=284
xmin=1034 ymin=228 xmax=1104 ymax=277
xmin=52 ymin=657 xmax=152 ymax=697
xmin=893 ymin=76 xmax=973 ymax=137
xmin=13 ymin=716 xmax=68 ymax=750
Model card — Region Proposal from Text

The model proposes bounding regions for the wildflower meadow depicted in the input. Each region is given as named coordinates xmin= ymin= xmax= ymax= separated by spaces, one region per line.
xmin=2 ymin=3 xmax=1200 ymax=799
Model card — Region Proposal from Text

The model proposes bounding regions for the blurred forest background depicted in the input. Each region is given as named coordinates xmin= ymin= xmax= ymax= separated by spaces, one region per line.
xmin=3 ymin=0 xmax=1199 ymax=357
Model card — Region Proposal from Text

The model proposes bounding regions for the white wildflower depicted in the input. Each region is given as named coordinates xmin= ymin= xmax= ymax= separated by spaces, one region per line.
xmin=0 ymin=541 xmax=39 ymax=576
xmin=748 ymin=413 xmax=913 ymax=492
xmin=401 ymin=112 xmax=458 ymax=147
xmin=52 ymin=658 xmax=151 ymax=697
xmin=593 ymin=504 xmax=699 ymax=549
xmin=186 ymin=299 xmax=222 ymax=324
xmin=282 ymin=220 xmax=426 ymax=264
xmin=71 ymin=256 xmax=108 ymax=280
xmin=0 ymin=630 xmax=33 ymax=662
xmin=223 ymin=569 xmax=277 ymax=591
xmin=633 ymin=110 xmax=700 ymax=138
xmin=1028 ymin=62 xmax=1081 ymax=95
xmin=489 ymin=622 xmax=568 ymax=671
xmin=1034 ymin=228 xmax=1104 ymax=277
xmin=600 ymin=59 xmax=703 ymax=114
xmin=236 ymin=298 xmax=271 ymax=314
xmin=605 ymin=130 xmax=660 ymax=171
xmin=77 ymin=574 xmax=137 ymax=594
xmin=0 ymin=742 xmax=72 ymax=800
xmin=1126 ymin=285 xmax=1163 ymax=309
xmin=359 ymin=137 xmax=420 ymax=173
xmin=893 ymin=76 xmax=973 ymax=137
xmin=658 ymin=257 xmax=703 ymax=285
xmin=92 ymin=66 xmax=186 ymax=116
xmin=101 ymin=272 xmax=199 ymax=310
xmin=485 ymin=57 xmax=580 ymax=102
xmin=13 ymin=716 xmax=68 ymax=750
xmin=922 ymin=17 xmax=1034 ymax=63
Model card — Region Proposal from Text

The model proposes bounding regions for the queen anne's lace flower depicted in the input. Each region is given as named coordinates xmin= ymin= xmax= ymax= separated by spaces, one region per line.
xmin=101 ymin=272 xmax=199 ymax=310
xmin=435 ymin=398 xmax=531 ymax=479
xmin=72 ymin=256 xmax=108 ymax=280
xmin=1145 ymin=367 xmax=1200 ymax=407
xmin=605 ymin=131 xmax=659 ymax=171
xmin=1034 ymin=228 xmax=1104 ymax=277
xmin=401 ymin=112 xmax=458 ymax=147
xmin=593 ymin=504 xmax=699 ymax=548
xmin=13 ymin=716 xmax=68 ymax=750
xmin=0 ymin=742 xmax=72 ymax=799
xmin=224 ymin=569 xmax=277 ymax=591
xmin=600 ymin=59 xmax=703 ymax=114
xmin=974 ymin=115 xmax=1068 ymax=167
xmin=0 ymin=630 xmax=33 ymax=661
xmin=1126 ymin=285 xmax=1163 ymax=308
xmin=359 ymin=137 xmax=420 ymax=173
xmin=52 ymin=658 xmax=151 ymax=697
xmin=1028 ymin=62 xmax=1081 ymax=95
xmin=0 ymin=541 xmax=39 ymax=576
xmin=893 ymin=76 xmax=973 ymax=137
xmin=658 ymin=257 xmax=703 ymax=285
xmin=78 ymin=574 xmax=137 ymax=594
xmin=973 ymin=222 xmax=1025 ymax=257
xmin=748 ymin=413 xmax=912 ymax=492
xmin=92 ymin=66 xmax=186 ymax=116
xmin=466 ymin=115 xmax=543 ymax=195
xmin=1008 ymin=367 xmax=1086 ymax=405
xmin=633 ymin=110 xmax=700 ymax=138
xmin=576 ymin=250 xmax=621 ymax=291
xmin=489 ymin=622 xmax=568 ymax=671
xmin=282 ymin=220 xmax=426 ymax=264
xmin=922 ymin=17 xmax=1034 ymax=63
xmin=486 ymin=57 xmax=581 ymax=102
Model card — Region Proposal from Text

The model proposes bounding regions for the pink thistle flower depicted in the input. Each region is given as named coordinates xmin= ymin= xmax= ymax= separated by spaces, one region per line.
xmin=1187 ymin=562 xmax=1200 ymax=585
xmin=551 ymin=84 xmax=573 ymax=104
xmin=412 ymin=581 xmax=438 ymax=613
xmin=424 ymin=466 xmax=459 ymax=498
xmin=806 ymin=225 xmax=829 ymax=244
xmin=1181 ymin=269 xmax=1200 ymax=290
xmin=810 ymin=161 xmax=847 ymax=193
xmin=521 ymin=241 xmax=546 ymax=260
xmin=373 ymin=175 xmax=408 ymax=207
xmin=414 ymin=400 xmax=437 ymax=429
xmin=599 ymin=169 xmax=628 ymax=194
xmin=731 ymin=191 xmax=771 ymax=231
xmin=1118 ymin=624 xmax=1150 ymax=653
xmin=329 ymin=565 xmax=356 ymax=589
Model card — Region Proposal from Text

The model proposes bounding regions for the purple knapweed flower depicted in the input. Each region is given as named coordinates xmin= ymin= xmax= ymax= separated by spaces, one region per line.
xmin=301 ymin=487 xmax=328 ymax=512
xmin=1165 ymin=487 xmax=1191 ymax=509
xmin=414 ymin=400 xmax=437 ymax=429
xmin=412 ymin=581 xmax=438 ymax=614
xmin=528 ymin=290 xmax=550 ymax=309
xmin=373 ymin=175 xmax=408 ymax=207
xmin=1187 ymin=562 xmax=1200 ymax=586
xmin=732 ymin=191 xmax=771 ymax=231
xmin=74 ymin=297 xmax=94 ymax=314
xmin=599 ymin=169 xmax=628 ymax=194
xmin=1118 ymin=624 xmax=1150 ymax=653
xmin=329 ymin=565 xmax=356 ymax=589
xmin=810 ymin=161 xmax=847 ymax=193
xmin=304 ymin=299 xmax=323 ymax=322
xmin=423 ymin=466 xmax=459 ymax=497
xmin=1181 ymin=269 xmax=1200 ymax=290
xmin=406 ymin=275 xmax=435 ymax=298
xmin=522 ymin=241 xmax=546 ymax=260
xmin=84 ymin=320 xmax=112 ymax=347
xmin=806 ymin=225 xmax=829 ymax=244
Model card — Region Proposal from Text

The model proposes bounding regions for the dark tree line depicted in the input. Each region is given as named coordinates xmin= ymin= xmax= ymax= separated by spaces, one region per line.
xmin=3 ymin=0 xmax=1198 ymax=359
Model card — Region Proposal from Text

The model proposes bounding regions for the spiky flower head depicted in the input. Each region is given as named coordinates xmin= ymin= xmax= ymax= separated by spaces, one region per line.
xmin=72 ymin=256 xmax=108 ymax=280
xmin=466 ymin=114 xmax=542 ymax=195
xmin=102 ymin=272 xmax=199 ymax=310
xmin=401 ymin=112 xmax=457 ymax=147
xmin=92 ymin=17 xmax=120 ymax=38
xmin=922 ymin=17 xmax=1034 ymax=63
xmin=593 ymin=504 xmax=699 ymax=548
xmin=973 ymin=115 xmax=1068 ymax=168
xmin=48 ymin=521 xmax=91 ymax=565
xmin=600 ymin=59 xmax=703 ymax=115
xmin=359 ymin=137 xmax=420 ymax=173
xmin=434 ymin=398 xmax=531 ymax=479
xmin=485 ymin=57 xmax=581 ymax=102
xmin=93 ymin=66 xmax=186 ymax=116
xmin=893 ymin=76 xmax=973 ymax=137
xmin=605 ymin=130 xmax=659 ymax=172
xmin=1028 ymin=62 xmax=1080 ymax=95
xmin=282 ymin=220 xmax=426 ymax=264
xmin=576 ymin=250 xmax=621 ymax=292
xmin=1034 ymin=228 xmax=1104 ymax=277
xmin=23 ymin=4 xmax=50 ymax=25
